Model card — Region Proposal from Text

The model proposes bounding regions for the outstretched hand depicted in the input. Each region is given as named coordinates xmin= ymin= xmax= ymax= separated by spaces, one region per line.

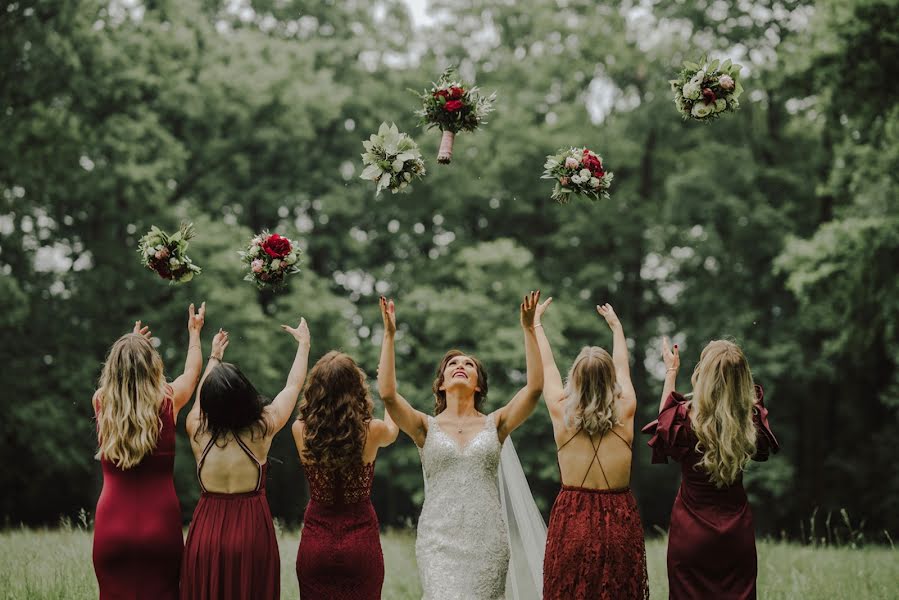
xmin=380 ymin=296 xmax=397 ymax=336
xmin=534 ymin=296 xmax=553 ymax=326
xmin=520 ymin=290 xmax=541 ymax=328
xmin=187 ymin=302 xmax=206 ymax=334
xmin=662 ymin=336 xmax=680 ymax=372
xmin=132 ymin=320 xmax=152 ymax=340
xmin=596 ymin=303 xmax=621 ymax=331
xmin=281 ymin=317 xmax=310 ymax=348
xmin=211 ymin=328 xmax=229 ymax=360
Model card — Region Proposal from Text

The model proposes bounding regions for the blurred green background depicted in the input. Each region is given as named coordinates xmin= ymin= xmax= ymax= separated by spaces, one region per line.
xmin=1 ymin=0 xmax=897 ymax=542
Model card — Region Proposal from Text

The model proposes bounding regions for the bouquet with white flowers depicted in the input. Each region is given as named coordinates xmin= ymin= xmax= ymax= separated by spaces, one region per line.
xmin=137 ymin=222 xmax=202 ymax=283
xmin=670 ymin=57 xmax=744 ymax=121
xmin=239 ymin=231 xmax=301 ymax=289
xmin=412 ymin=67 xmax=496 ymax=163
xmin=360 ymin=123 xmax=427 ymax=195
xmin=542 ymin=147 xmax=614 ymax=203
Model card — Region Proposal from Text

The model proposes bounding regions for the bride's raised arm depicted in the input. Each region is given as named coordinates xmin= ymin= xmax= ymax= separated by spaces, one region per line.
xmin=495 ymin=291 xmax=544 ymax=442
xmin=377 ymin=296 xmax=429 ymax=447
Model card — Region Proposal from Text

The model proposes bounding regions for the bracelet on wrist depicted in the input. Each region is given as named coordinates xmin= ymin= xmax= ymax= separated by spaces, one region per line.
xmin=666 ymin=367 xmax=678 ymax=373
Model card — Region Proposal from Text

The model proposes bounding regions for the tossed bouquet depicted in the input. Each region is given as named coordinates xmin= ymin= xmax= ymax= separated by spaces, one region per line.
xmin=239 ymin=231 xmax=301 ymax=289
xmin=542 ymin=147 xmax=613 ymax=203
xmin=412 ymin=67 xmax=496 ymax=163
xmin=360 ymin=122 xmax=427 ymax=195
xmin=137 ymin=222 xmax=202 ymax=283
xmin=670 ymin=57 xmax=744 ymax=121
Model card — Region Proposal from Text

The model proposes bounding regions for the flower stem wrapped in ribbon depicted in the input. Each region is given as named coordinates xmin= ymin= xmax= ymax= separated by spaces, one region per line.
xmin=137 ymin=222 xmax=202 ymax=283
xmin=412 ymin=67 xmax=496 ymax=164
xmin=239 ymin=231 xmax=302 ymax=290
xmin=360 ymin=122 xmax=427 ymax=195
xmin=542 ymin=147 xmax=614 ymax=204
xmin=670 ymin=56 xmax=744 ymax=121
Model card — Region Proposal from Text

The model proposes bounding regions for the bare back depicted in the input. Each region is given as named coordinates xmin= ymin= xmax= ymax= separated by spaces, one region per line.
xmin=189 ymin=428 xmax=272 ymax=494
xmin=553 ymin=413 xmax=634 ymax=490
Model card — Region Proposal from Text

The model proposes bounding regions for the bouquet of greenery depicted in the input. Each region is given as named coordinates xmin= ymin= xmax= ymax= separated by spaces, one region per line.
xmin=412 ymin=67 xmax=496 ymax=163
xmin=542 ymin=147 xmax=613 ymax=203
xmin=137 ymin=222 xmax=202 ymax=283
xmin=360 ymin=122 xmax=427 ymax=195
xmin=239 ymin=231 xmax=301 ymax=290
xmin=670 ymin=57 xmax=744 ymax=121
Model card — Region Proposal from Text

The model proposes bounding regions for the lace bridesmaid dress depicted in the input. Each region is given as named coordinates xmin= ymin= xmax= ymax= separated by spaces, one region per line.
xmin=93 ymin=388 xmax=183 ymax=600
xmin=416 ymin=413 xmax=509 ymax=600
xmin=542 ymin=428 xmax=649 ymax=600
xmin=297 ymin=461 xmax=383 ymax=599
xmin=642 ymin=386 xmax=779 ymax=600
xmin=180 ymin=435 xmax=279 ymax=600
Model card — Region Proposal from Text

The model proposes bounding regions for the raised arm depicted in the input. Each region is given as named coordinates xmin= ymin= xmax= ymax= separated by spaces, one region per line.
xmin=533 ymin=296 xmax=566 ymax=419
xmin=267 ymin=318 xmax=311 ymax=432
xmin=185 ymin=328 xmax=229 ymax=435
xmin=378 ymin=296 xmax=428 ymax=447
xmin=660 ymin=336 xmax=680 ymax=414
xmin=495 ymin=291 xmax=544 ymax=442
xmin=597 ymin=303 xmax=636 ymax=418
xmin=170 ymin=302 xmax=206 ymax=417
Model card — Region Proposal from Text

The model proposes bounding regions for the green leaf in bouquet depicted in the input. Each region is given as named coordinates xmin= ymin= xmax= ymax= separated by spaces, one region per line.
xmin=730 ymin=64 xmax=743 ymax=75
xmin=721 ymin=58 xmax=732 ymax=71
xmin=734 ymin=81 xmax=744 ymax=97
xmin=709 ymin=58 xmax=720 ymax=71
xmin=683 ymin=61 xmax=700 ymax=70
xmin=169 ymin=231 xmax=182 ymax=242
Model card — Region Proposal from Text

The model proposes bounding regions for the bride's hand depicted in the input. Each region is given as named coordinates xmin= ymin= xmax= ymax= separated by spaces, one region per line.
xmin=520 ymin=290 xmax=540 ymax=329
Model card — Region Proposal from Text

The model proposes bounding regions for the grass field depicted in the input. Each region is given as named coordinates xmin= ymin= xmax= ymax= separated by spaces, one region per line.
xmin=0 ymin=527 xmax=896 ymax=599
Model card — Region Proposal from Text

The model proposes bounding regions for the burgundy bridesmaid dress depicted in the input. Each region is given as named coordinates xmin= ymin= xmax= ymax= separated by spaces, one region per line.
xmin=296 ymin=462 xmax=383 ymax=600
xmin=180 ymin=435 xmax=279 ymax=600
xmin=642 ymin=386 xmax=779 ymax=600
xmin=93 ymin=388 xmax=183 ymax=600
xmin=543 ymin=428 xmax=649 ymax=600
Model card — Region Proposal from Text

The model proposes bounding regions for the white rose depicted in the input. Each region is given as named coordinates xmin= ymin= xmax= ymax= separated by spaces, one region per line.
xmin=714 ymin=98 xmax=727 ymax=113
xmin=682 ymin=82 xmax=701 ymax=100
xmin=590 ymin=177 xmax=600 ymax=188
xmin=169 ymin=258 xmax=180 ymax=267
xmin=571 ymin=175 xmax=583 ymax=185
xmin=579 ymin=169 xmax=592 ymax=179
xmin=690 ymin=70 xmax=705 ymax=86
xmin=691 ymin=102 xmax=714 ymax=118
xmin=145 ymin=248 xmax=155 ymax=257
xmin=285 ymin=253 xmax=298 ymax=265
xmin=271 ymin=259 xmax=281 ymax=270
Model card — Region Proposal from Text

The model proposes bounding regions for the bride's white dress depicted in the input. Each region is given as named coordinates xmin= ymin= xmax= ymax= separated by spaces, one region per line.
xmin=416 ymin=413 xmax=509 ymax=600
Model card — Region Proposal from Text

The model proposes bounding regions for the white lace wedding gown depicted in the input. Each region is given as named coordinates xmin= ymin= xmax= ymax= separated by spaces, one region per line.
xmin=416 ymin=413 xmax=510 ymax=599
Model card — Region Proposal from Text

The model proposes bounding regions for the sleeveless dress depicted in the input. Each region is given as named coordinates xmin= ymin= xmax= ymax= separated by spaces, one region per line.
xmin=543 ymin=427 xmax=649 ymax=600
xmin=93 ymin=389 xmax=183 ymax=600
xmin=296 ymin=461 xmax=383 ymax=599
xmin=641 ymin=386 xmax=779 ymax=600
xmin=416 ymin=413 xmax=509 ymax=600
xmin=180 ymin=435 xmax=279 ymax=600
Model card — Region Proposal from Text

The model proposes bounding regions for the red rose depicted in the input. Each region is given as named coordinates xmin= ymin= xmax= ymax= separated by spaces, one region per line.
xmin=444 ymin=99 xmax=464 ymax=112
xmin=581 ymin=149 xmax=604 ymax=175
xmin=434 ymin=89 xmax=450 ymax=100
xmin=702 ymin=88 xmax=717 ymax=104
xmin=262 ymin=233 xmax=292 ymax=258
xmin=449 ymin=86 xmax=464 ymax=100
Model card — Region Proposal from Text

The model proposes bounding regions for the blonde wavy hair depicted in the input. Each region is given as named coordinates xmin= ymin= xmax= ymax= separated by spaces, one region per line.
xmin=690 ymin=340 xmax=758 ymax=487
xmin=562 ymin=347 xmax=622 ymax=435
xmin=95 ymin=334 xmax=167 ymax=469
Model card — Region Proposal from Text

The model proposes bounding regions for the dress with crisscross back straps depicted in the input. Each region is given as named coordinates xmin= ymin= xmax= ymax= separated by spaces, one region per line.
xmin=543 ymin=426 xmax=649 ymax=600
xmin=180 ymin=434 xmax=279 ymax=600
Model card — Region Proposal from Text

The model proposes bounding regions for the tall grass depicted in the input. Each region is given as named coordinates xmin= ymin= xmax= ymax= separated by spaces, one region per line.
xmin=0 ymin=527 xmax=896 ymax=599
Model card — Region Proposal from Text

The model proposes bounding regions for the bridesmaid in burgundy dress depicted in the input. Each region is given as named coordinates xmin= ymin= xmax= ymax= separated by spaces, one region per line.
xmin=536 ymin=300 xmax=649 ymax=600
xmin=93 ymin=303 xmax=207 ymax=600
xmin=292 ymin=303 xmax=399 ymax=600
xmin=180 ymin=318 xmax=311 ymax=600
xmin=643 ymin=338 xmax=779 ymax=600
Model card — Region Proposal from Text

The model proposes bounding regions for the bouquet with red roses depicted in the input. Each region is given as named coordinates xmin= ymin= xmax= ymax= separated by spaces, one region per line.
xmin=542 ymin=147 xmax=614 ymax=203
xmin=137 ymin=222 xmax=202 ymax=283
xmin=239 ymin=231 xmax=301 ymax=289
xmin=412 ymin=67 xmax=496 ymax=163
xmin=671 ymin=57 xmax=743 ymax=121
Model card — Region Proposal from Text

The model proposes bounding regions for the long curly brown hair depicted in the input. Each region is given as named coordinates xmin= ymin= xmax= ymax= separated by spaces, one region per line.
xmin=297 ymin=351 xmax=374 ymax=468
xmin=432 ymin=349 xmax=489 ymax=415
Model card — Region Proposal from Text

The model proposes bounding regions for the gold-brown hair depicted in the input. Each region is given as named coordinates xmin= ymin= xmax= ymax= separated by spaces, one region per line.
xmin=690 ymin=340 xmax=758 ymax=487
xmin=562 ymin=346 xmax=621 ymax=435
xmin=432 ymin=350 xmax=489 ymax=415
xmin=297 ymin=351 xmax=373 ymax=468
xmin=95 ymin=334 xmax=166 ymax=469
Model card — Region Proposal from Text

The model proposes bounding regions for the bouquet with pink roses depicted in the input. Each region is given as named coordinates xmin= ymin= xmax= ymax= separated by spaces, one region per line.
xmin=137 ymin=222 xmax=202 ymax=283
xmin=542 ymin=147 xmax=614 ymax=203
xmin=239 ymin=231 xmax=301 ymax=289
xmin=670 ymin=57 xmax=743 ymax=121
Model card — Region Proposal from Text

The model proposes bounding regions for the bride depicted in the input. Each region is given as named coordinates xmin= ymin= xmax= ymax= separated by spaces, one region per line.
xmin=378 ymin=292 xmax=546 ymax=600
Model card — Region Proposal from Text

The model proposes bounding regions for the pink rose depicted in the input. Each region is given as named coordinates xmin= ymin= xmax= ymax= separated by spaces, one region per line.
xmin=560 ymin=177 xmax=571 ymax=187
xmin=154 ymin=248 xmax=170 ymax=260
xmin=564 ymin=157 xmax=579 ymax=170
xmin=251 ymin=259 xmax=264 ymax=273
xmin=718 ymin=75 xmax=735 ymax=91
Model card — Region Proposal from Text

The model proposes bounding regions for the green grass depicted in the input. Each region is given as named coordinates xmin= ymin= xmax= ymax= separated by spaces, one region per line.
xmin=0 ymin=527 xmax=895 ymax=599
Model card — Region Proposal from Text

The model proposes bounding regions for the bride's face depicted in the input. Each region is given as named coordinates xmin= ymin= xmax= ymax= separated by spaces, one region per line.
xmin=440 ymin=354 xmax=480 ymax=394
